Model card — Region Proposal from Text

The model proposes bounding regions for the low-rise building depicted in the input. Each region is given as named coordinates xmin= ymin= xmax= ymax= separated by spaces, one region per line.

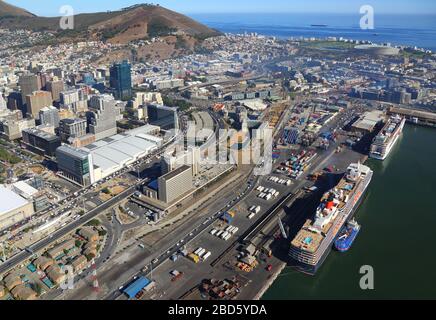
xmin=4 ymin=274 xmax=22 ymax=291
xmin=47 ymin=239 xmax=76 ymax=259
xmin=46 ymin=264 xmax=66 ymax=285
xmin=11 ymin=284 xmax=37 ymax=300
xmin=71 ymin=255 xmax=88 ymax=273
xmin=79 ymin=228 xmax=99 ymax=242
xmin=33 ymin=256 xmax=55 ymax=271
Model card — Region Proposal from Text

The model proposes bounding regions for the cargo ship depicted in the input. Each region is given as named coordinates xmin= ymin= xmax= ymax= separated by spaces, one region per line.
xmin=334 ymin=219 xmax=360 ymax=252
xmin=289 ymin=162 xmax=373 ymax=275
xmin=369 ymin=115 xmax=405 ymax=160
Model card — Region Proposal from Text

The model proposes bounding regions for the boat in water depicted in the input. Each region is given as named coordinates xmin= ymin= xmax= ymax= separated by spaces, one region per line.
xmin=289 ymin=162 xmax=373 ymax=275
xmin=369 ymin=115 xmax=406 ymax=160
xmin=334 ymin=219 xmax=361 ymax=252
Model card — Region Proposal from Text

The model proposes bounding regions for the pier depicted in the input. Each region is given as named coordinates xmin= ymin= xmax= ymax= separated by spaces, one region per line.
xmin=388 ymin=107 xmax=436 ymax=128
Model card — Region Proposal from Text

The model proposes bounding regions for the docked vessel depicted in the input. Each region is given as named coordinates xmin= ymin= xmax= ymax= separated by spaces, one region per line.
xmin=369 ymin=115 xmax=405 ymax=160
xmin=289 ymin=162 xmax=373 ymax=275
xmin=334 ymin=219 xmax=361 ymax=252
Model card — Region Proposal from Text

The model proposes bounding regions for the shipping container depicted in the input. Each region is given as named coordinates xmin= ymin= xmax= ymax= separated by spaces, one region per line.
xmin=197 ymin=248 xmax=206 ymax=257
xmin=202 ymin=251 xmax=212 ymax=261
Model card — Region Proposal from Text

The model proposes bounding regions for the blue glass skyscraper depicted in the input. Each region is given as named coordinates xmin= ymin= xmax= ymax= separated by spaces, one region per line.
xmin=109 ymin=60 xmax=132 ymax=101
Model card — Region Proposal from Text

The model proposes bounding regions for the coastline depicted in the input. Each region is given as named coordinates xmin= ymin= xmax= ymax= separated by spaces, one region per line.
xmin=254 ymin=262 xmax=287 ymax=300
xmin=253 ymin=154 xmax=370 ymax=300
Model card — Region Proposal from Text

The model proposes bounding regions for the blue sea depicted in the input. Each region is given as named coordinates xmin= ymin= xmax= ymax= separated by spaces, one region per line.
xmin=189 ymin=13 xmax=436 ymax=51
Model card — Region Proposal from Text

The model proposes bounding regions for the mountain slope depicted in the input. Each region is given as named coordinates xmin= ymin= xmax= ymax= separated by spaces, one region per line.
xmin=0 ymin=2 xmax=220 ymax=43
xmin=0 ymin=0 xmax=36 ymax=17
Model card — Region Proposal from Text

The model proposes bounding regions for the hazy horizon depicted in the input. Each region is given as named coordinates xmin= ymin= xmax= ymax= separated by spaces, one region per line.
xmin=4 ymin=0 xmax=436 ymax=17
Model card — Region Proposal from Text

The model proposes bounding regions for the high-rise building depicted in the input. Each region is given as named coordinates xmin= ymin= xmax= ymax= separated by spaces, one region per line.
xmin=39 ymin=106 xmax=60 ymax=128
xmin=110 ymin=61 xmax=132 ymax=101
xmin=46 ymin=79 xmax=65 ymax=102
xmin=0 ymin=118 xmax=36 ymax=141
xmin=56 ymin=145 xmax=95 ymax=186
xmin=87 ymin=95 xmax=118 ymax=141
xmin=19 ymin=73 xmax=41 ymax=101
xmin=22 ymin=128 xmax=61 ymax=157
xmin=59 ymin=118 xmax=87 ymax=142
xmin=60 ymin=88 xmax=88 ymax=112
xmin=25 ymin=91 xmax=53 ymax=119
xmin=157 ymin=165 xmax=193 ymax=204
xmin=147 ymin=104 xmax=179 ymax=130
xmin=6 ymin=92 xmax=23 ymax=113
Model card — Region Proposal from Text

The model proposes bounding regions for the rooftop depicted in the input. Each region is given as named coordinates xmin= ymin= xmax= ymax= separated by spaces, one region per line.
xmin=0 ymin=185 xmax=30 ymax=215
xmin=160 ymin=165 xmax=191 ymax=181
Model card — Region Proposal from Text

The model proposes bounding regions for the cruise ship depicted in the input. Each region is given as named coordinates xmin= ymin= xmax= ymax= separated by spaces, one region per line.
xmin=369 ymin=115 xmax=406 ymax=160
xmin=289 ymin=163 xmax=373 ymax=275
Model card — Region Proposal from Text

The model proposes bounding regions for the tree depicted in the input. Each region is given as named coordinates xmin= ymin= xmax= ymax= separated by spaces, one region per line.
xmin=86 ymin=219 xmax=101 ymax=227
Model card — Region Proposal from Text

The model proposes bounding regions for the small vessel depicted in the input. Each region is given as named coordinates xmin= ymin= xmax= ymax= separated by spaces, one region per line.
xmin=311 ymin=24 xmax=328 ymax=27
xmin=334 ymin=219 xmax=361 ymax=252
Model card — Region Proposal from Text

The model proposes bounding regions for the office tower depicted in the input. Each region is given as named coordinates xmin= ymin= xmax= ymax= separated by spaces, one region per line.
xmin=19 ymin=73 xmax=41 ymax=101
xmin=6 ymin=91 xmax=23 ymax=112
xmin=147 ymin=104 xmax=179 ymax=130
xmin=25 ymin=91 xmax=53 ymax=119
xmin=157 ymin=165 xmax=193 ymax=204
xmin=60 ymin=88 xmax=88 ymax=113
xmin=59 ymin=118 xmax=87 ymax=142
xmin=46 ymin=79 xmax=65 ymax=102
xmin=86 ymin=95 xmax=118 ymax=141
xmin=22 ymin=128 xmax=61 ymax=157
xmin=109 ymin=60 xmax=132 ymax=101
xmin=39 ymin=106 xmax=60 ymax=128
xmin=56 ymin=145 xmax=95 ymax=186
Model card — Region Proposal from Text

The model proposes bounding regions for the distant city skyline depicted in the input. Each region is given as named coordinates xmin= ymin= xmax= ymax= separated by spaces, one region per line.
xmin=5 ymin=0 xmax=436 ymax=17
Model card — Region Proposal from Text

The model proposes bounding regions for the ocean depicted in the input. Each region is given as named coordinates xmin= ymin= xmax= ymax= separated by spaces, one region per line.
xmin=261 ymin=125 xmax=436 ymax=299
xmin=189 ymin=13 xmax=436 ymax=51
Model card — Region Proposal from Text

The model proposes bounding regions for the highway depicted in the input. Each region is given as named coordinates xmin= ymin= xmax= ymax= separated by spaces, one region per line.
xmin=0 ymin=131 xmax=183 ymax=276
xmin=0 ymin=186 xmax=136 ymax=275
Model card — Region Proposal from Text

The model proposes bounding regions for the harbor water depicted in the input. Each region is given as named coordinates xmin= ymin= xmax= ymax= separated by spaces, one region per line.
xmin=262 ymin=125 xmax=436 ymax=299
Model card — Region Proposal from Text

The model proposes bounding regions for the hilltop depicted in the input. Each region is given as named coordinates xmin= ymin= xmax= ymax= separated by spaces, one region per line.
xmin=0 ymin=0 xmax=36 ymax=17
xmin=0 ymin=2 xmax=220 ymax=43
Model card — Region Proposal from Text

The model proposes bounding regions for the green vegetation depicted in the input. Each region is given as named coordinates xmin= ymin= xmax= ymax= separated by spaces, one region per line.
xmin=85 ymin=253 xmax=96 ymax=262
xmin=98 ymin=230 xmax=107 ymax=237
xmin=147 ymin=20 xmax=177 ymax=38
xmin=101 ymin=187 xmax=111 ymax=195
xmin=86 ymin=219 xmax=101 ymax=227
xmin=75 ymin=240 xmax=82 ymax=248
xmin=175 ymin=35 xmax=189 ymax=50
xmin=0 ymin=147 xmax=21 ymax=164
xmin=163 ymin=96 xmax=192 ymax=112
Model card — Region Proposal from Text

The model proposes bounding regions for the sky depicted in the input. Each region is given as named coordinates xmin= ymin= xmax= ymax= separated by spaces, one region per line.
xmin=5 ymin=0 xmax=436 ymax=16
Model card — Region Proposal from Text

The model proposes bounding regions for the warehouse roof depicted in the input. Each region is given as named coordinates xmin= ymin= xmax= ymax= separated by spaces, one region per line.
xmin=123 ymin=277 xmax=151 ymax=299
xmin=0 ymin=185 xmax=29 ymax=215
